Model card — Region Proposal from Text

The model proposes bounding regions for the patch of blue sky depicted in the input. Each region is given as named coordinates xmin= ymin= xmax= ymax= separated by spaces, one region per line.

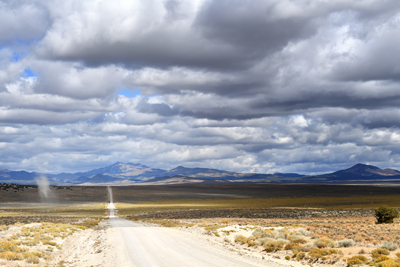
xmin=118 ymin=89 xmax=141 ymax=98
xmin=21 ymin=68 xmax=37 ymax=78
xmin=11 ymin=51 xmax=28 ymax=62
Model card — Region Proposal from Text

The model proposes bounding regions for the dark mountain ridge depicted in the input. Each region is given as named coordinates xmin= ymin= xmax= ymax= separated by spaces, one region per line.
xmin=1 ymin=162 xmax=400 ymax=185
xmin=308 ymin=163 xmax=400 ymax=181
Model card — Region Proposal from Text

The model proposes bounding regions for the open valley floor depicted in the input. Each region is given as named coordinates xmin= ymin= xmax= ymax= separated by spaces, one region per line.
xmin=1 ymin=184 xmax=400 ymax=266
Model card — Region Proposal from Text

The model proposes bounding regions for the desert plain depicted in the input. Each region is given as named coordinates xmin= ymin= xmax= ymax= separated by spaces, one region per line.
xmin=1 ymin=183 xmax=400 ymax=266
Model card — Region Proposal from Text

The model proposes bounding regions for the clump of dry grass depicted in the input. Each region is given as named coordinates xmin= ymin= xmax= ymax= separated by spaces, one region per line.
xmin=204 ymin=224 xmax=227 ymax=232
xmin=0 ymin=220 xmax=100 ymax=265
xmin=307 ymin=248 xmax=340 ymax=262
xmin=347 ymin=255 xmax=369 ymax=266
xmin=0 ymin=241 xmax=25 ymax=261
xmin=141 ymin=219 xmax=184 ymax=227
xmin=0 ymin=251 xmax=23 ymax=261
xmin=264 ymin=240 xmax=286 ymax=252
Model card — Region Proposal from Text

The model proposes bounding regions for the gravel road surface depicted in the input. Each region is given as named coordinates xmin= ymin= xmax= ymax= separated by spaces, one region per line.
xmin=105 ymin=186 xmax=276 ymax=267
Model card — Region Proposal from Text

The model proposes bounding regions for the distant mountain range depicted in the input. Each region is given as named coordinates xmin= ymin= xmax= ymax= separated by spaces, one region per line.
xmin=1 ymin=162 xmax=400 ymax=185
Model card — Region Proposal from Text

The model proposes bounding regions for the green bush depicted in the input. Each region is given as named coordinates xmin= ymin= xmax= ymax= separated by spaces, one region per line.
xmin=375 ymin=206 xmax=399 ymax=224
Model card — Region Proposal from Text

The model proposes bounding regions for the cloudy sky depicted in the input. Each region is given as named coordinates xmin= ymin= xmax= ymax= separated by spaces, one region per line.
xmin=1 ymin=0 xmax=400 ymax=174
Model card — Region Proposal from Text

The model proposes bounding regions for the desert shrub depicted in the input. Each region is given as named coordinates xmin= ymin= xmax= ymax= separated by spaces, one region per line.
xmin=218 ymin=218 xmax=230 ymax=224
xmin=0 ymin=251 xmax=23 ymax=260
xmin=288 ymin=232 xmax=304 ymax=241
xmin=23 ymin=252 xmax=43 ymax=259
xmin=41 ymin=235 xmax=53 ymax=240
xmin=375 ymin=256 xmax=391 ymax=264
xmin=247 ymin=239 xmax=257 ymax=247
xmin=337 ymin=239 xmax=355 ymax=247
xmin=292 ymin=238 xmax=307 ymax=244
xmin=261 ymin=230 xmax=274 ymax=238
xmin=26 ymin=255 xmax=40 ymax=264
xmin=262 ymin=229 xmax=287 ymax=239
xmin=10 ymin=234 xmax=19 ymax=240
xmin=375 ymin=258 xmax=400 ymax=267
xmin=308 ymin=248 xmax=338 ymax=260
xmin=21 ymin=228 xmax=31 ymax=237
xmin=285 ymin=256 xmax=291 ymax=260
xmin=347 ymin=255 xmax=368 ymax=266
xmin=298 ymin=228 xmax=313 ymax=237
xmin=276 ymin=238 xmax=289 ymax=244
xmin=381 ymin=242 xmax=399 ymax=251
xmin=372 ymin=248 xmax=391 ymax=259
xmin=234 ymin=235 xmax=247 ymax=245
xmin=274 ymin=229 xmax=287 ymax=239
xmin=221 ymin=230 xmax=235 ymax=236
xmin=258 ymin=237 xmax=272 ymax=246
xmin=284 ymin=242 xmax=302 ymax=251
xmin=42 ymin=240 xmax=57 ymax=246
xmin=314 ymin=238 xmax=335 ymax=248
xmin=22 ymin=239 xmax=39 ymax=246
xmin=375 ymin=206 xmax=399 ymax=224
xmin=252 ymin=228 xmax=263 ymax=236
xmin=296 ymin=252 xmax=306 ymax=260
xmin=299 ymin=243 xmax=313 ymax=252
xmin=204 ymin=224 xmax=225 ymax=232
xmin=0 ymin=241 xmax=21 ymax=252
xmin=264 ymin=240 xmax=284 ymax=252
xmin=42 ymin=240 xmax=61 ymax=250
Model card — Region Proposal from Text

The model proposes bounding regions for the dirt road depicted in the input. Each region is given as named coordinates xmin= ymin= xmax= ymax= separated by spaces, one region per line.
xmin=105 ymin=186 xmax=275 ymax=267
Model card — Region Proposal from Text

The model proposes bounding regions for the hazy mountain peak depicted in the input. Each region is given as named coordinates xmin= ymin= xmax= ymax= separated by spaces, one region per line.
xmin=171 ymin=166 xmax=187 ymax=170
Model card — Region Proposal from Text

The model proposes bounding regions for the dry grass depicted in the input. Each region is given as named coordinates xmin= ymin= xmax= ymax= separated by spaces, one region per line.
xmin=137 ymin=211 xmax=400 ymax=266
xmin=0 ymin=203 xmax=107 ymax=228
xmin=115 ymin=195 xmax=400 ymax=218
xmin=0 ymin=219 xmax=101 ymax=265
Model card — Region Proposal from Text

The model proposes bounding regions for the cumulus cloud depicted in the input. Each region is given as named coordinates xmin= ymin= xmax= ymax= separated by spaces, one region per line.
xmin=1 ymin=0 xmax=400 ymax=174
xmin=0 ymin=1 xmax=50 ymax=45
